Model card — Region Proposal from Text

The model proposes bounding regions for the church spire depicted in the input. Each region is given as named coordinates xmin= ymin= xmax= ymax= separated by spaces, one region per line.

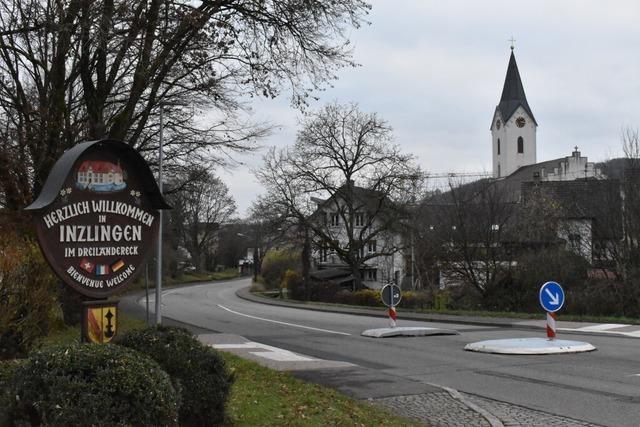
xmin=497 ymin=50 xmax=537 ymax=125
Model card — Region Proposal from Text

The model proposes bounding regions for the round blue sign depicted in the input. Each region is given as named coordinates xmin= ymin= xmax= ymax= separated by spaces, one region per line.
xmin=539 ymin=281 xmax=565 ymax=313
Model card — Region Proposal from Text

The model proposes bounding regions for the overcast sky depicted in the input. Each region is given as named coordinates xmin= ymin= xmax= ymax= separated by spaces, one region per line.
xmin=219 ymin=0 xmax=640 ymax=217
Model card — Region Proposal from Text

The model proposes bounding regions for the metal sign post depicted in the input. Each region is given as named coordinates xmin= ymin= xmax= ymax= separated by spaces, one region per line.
xmin=381 ymin=283 xmax=402 ymax=328
xmin=539 ymin=281 xmax=565 ymax=341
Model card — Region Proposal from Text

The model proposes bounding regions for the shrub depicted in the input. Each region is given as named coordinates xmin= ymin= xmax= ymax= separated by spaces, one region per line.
xmin=283 ymin=269 xmax=305 ymax=299
xmin=260 ymin=249 xmax=300 ymax=290
xmin=335 ymin=289 xmax=382 ymax=307
xmin=399 ymin=291 xmax=431 ymax=310
xmin=0 ymin=359 xmax=23 ymax=425
xmin=0 ymin=232 xmax=61 ymax=359
xmin=7 ymin=343 xmax=179 ymax=426
xmin=117 ymin=326 xmax=233 ymax=427
xmin=307 ymin=281 xmax=343 ymax=302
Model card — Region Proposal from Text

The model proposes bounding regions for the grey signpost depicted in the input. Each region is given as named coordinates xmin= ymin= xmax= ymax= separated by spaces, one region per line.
xmin=381 ymin=283 xmax=402 ymax=327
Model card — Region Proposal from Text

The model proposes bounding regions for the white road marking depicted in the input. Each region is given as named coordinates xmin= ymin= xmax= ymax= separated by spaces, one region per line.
xmin=212 ymin=342 xmax=316 ymax=362
xmin=217 ymin=304 xmax=351 ymax=336
xmin=575 ymin=323 xmax=628 ymax=332
xmin=557 ymin=326 xmax=640 ymax=338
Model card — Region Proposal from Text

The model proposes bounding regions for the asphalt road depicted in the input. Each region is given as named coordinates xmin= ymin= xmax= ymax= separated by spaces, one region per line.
xmin=129 ymin=278 xmax=640 ymax=427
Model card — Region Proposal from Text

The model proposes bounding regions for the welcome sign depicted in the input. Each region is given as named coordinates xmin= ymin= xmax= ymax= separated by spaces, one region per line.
xmin=26 ymin=140 xmax=169 ymax=298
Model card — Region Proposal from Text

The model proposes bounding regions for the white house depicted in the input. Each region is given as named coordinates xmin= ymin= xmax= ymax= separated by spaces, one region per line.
xmin=309 ymin=183 xmax=406 ymax=289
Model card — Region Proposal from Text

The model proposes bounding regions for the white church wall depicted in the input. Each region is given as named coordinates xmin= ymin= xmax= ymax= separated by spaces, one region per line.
xmin=492 ymin=106 xmax=536 ymax=178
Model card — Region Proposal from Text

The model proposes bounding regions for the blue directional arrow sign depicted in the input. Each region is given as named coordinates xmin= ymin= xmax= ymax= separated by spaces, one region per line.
xmin=539 ymin=281 xmax=565 ymax=313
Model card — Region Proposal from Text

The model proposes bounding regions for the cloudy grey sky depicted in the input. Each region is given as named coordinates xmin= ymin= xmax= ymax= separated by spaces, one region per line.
xmin=219 ymin=0 xmax=640 ymax=216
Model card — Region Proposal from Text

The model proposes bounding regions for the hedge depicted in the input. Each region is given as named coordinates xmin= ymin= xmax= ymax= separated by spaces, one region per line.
xmin=6 ymin=343 xmax=180 ymax=426
xmin=117 ymin=326 xmax=233 ymax=426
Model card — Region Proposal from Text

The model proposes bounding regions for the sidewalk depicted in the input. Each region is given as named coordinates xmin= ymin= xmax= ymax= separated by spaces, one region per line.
xmin=237 ymin=287 xmax=640 ymax=339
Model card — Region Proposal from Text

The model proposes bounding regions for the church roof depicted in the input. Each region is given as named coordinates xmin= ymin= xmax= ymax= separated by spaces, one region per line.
xmin=494 ymin=50 xmax=537 ymax=127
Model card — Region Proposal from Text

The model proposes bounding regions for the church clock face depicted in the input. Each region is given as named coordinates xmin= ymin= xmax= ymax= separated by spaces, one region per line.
xmin=496 ymin=119 xmax=501 ymax=129
xmin=516 ymin=117 xmax=526 ymax=128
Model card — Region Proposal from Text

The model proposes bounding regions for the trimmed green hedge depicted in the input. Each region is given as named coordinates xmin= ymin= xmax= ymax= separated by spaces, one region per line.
xmin=6 ymin=344 xmax=180 ymax=426
xmin=117 ymin=326 xmax=233 ymax=426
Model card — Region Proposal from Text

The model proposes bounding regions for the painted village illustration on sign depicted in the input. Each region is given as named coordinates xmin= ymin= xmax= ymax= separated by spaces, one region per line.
xmin=26 ymin=140 xmax=169 ymax=299
xmin=76 ymin=160 xmax=126 ymax=193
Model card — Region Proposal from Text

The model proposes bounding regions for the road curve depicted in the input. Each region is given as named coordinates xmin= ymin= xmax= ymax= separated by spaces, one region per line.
xmin=129 ymin=278 xmax=640 ymax=427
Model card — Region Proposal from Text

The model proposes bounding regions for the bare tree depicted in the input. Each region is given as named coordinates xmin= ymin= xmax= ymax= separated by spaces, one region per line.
xmin=414 ymin=179 xmax=520 ymax=296
xmin=169 ymin=168 xmax=236 ymax=273
xmin=256 ymin=102 xmax=422 ymax=289
xmin=0 ymin=0 xmax=371 ymax=209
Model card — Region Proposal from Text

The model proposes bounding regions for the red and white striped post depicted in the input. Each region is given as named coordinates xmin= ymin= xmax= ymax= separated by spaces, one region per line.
xmin=546 ymin=312 xmax=557 ymax=340
xmin=388 ymin=306 xmax=397 ymax=328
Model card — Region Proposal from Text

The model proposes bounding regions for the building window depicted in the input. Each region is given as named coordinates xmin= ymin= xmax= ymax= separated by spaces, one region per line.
xmin=568 ymin=233 xmax=582 ymax=253
xmin=366 ymin=269 xmax=377 ymax=281
xmin=368 ymin=240 xmax=377 ymax=253
xmin=497 ymin=138 xmax=500 ymax=155
xmin=319 ymin=244 xmax=328 ymax=262
xmin=517 ymin=136 xmax=524 ymax=154
xmin=498 ymin=164 xmax=501 ymax=177
xmin=354 ymin=213 xmax=365 ymax=227
xmin=330 ymin=213 xmax=339 ymax=226
xmin=358 ymin=243 xmax=365 ymax=258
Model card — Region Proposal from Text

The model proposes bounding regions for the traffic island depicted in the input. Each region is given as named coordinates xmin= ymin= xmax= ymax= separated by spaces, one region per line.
xmin=464 ymin=337 xmax=596 ymax=355
xmin=362 ymin=326 xmax=460 ymax=338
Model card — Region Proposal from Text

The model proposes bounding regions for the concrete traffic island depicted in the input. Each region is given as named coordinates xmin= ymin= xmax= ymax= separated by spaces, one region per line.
xmin=464 ymin=337 xmax=596 ymax=355
xmin=362 ymin=326 xmax=460 ymax=338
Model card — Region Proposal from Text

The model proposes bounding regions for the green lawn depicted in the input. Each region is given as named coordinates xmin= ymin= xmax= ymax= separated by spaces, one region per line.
xmin=222 ymin=352 xmax=420 ymax=427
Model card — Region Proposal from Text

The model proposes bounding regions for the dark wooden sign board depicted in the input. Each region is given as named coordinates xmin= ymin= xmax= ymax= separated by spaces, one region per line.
xmin=26 ymin=139 xmax=169 ymax=301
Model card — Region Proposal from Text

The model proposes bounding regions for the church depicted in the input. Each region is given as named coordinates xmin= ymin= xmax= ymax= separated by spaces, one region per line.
xmin=490 ymin=47 xmax=602 ymax=183
xmin=414 ymin=48 xmax=622 ymax=291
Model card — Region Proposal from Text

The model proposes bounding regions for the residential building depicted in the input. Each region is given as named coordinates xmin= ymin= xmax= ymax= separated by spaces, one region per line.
xmin=309 ymin=182 xmax=406 ymax=289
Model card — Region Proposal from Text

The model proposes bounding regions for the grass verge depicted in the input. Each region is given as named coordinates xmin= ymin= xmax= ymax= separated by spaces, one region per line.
xmin=221 ymin=352 xmax=420 ymax=427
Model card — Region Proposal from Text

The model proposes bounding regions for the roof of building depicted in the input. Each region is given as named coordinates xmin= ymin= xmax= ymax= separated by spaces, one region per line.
xmin=493 ymin=51 xmax=537 ymax=127
xmin=497 ymin=157 xmax=567 ymax=201
xmin=311 ymin=181 xmax=403 ymax=219
xmin=77 ymin=160 xmax=123 ymax=175
xmin=521 ymin=179 xmax=622 ymax=239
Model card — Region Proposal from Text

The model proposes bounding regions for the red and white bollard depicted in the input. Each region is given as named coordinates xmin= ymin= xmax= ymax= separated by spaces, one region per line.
xmin=546 ymin=311 xmax=557 ymax=340
xmin=388 ymin=306 xmax=397 ymax=328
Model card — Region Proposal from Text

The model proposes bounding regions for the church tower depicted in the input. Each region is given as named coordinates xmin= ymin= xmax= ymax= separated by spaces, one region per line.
xmin=491 ymin=48 xmax=537 ymax=178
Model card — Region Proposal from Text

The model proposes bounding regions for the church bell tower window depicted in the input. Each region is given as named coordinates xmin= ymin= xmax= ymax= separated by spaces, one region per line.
xmin=517 ymin=136 xmax=524 ymax=154
xmin=497 ymin=139 xmax=501 ymax=155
